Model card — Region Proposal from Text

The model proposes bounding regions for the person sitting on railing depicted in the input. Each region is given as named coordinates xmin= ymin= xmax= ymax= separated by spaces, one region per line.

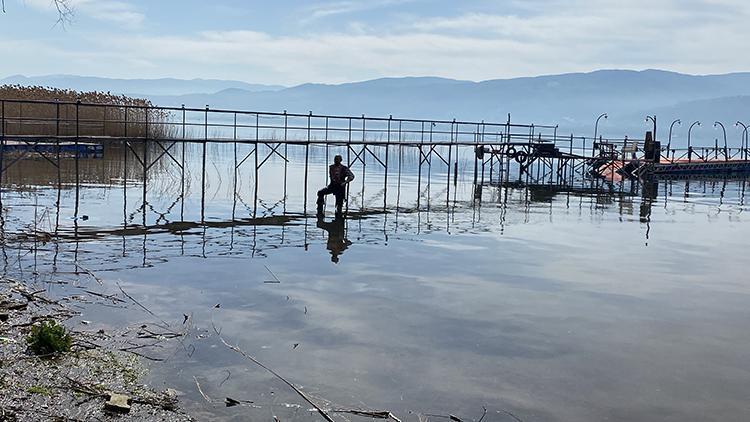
xmin=317 ymin=155 xmax=355 ymax=215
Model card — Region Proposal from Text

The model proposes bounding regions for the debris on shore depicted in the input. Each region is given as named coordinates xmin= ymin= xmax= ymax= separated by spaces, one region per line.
xmin=0 ymin=277 xmax=193 ymax=421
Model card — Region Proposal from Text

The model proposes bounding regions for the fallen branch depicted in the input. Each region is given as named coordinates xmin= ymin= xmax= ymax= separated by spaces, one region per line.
xmin=65 ymin=376 xmax=177 ymax=410
xmin=193 ymin=376 xmax=213 ymax=403
xmin=499 ymin=409 xmax=524 ymax=422
xmin=423 ymin=414 xmax=463 ymax=421
xmin=13 ymin=288 xmax=58 ymax=305
xmin=125 ymin=349 xmax=165 ymax=362
xmin=477 ymin=406 xmax=487 ymax=422
xmin=119 ymin=341 xmax=163 ymax=352
xmin=77 ymin=288 xmax=126 ymax=304
xmin=331 ymin=409 xmax=403 ymax=421
xmin=211 ymin=320 xmax=335 ymax=422
xmin=74 ymin=261 xmax=104 ymax=285
xmin=116 ymin=281 xmax=171 ymax=328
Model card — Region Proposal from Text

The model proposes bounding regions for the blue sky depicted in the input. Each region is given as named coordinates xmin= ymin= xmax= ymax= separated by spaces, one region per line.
xmin=1 ymin=0 xmax=748 ymax=85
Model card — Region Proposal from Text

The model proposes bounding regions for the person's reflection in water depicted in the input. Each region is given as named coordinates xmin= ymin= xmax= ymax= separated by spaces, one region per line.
xmin=316 ymin=214 xmax=352 ymax=263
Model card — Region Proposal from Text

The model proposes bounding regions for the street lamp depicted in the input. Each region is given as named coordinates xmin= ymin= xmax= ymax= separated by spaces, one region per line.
xmin=646 ymin=115 xmax=657 ymax=140
xmin=714 ymin=121 xmax=727 ymax=161
xmin=736 ymin=121 xmax=748 ymax=160
xmin=687 ymin=121 xmax=701 ymax=163
xmin=594 ymin=113 xmax=607 ymax=143
xmin=667 ymin=119 xmax=681 ymax=151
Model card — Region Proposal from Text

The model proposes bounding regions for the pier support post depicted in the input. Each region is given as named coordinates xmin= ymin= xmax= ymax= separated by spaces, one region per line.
xmin=55 ymin=101 xmax=61 ymax=234
xmin=144 ymin=105 xmax=150 ymax=226
xmin=285 ymin=112 xmax=290 ymax=205
xmin=123 ymin=106 xmax=128 ymax=244
xmin=0 ymin=100 xmax=4 ymax=205
xmin=360 ymin=115 xmax=366 ymax=211
xmin=201 ymin=106 xmax=208 ymax=223
xmin=473 ymin=145 xmax=479 ymax=185
xmin=447 ymin=142 xmax=452 ymax=204
xmin=396 ymin=121 xmax=403 ymax=212
xmin=232 ymin=112 xmax=238 ymax=223
xmin=322 ymin=114 xmax=327 ymax=185
xmin=304 ymin=112 xmax=311 ymax=214
xmin=75 ymin=100 xmax=80 ymax=218
xmin=385 ymin=116 xmax=391 ymax=211
xmin=180 ymin=105 xmax=185 ymax=221
xmin=345 ymin=117 xmax=352 ymax=213
xmin=417 ymin=144 xmax=423 ymax=210
xmin=254 ymin=113 xmax=259 ymax=217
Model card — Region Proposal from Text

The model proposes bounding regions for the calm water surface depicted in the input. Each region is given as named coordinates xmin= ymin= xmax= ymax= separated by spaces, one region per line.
xmin=2 ymin=143 xmax=749 ymax=421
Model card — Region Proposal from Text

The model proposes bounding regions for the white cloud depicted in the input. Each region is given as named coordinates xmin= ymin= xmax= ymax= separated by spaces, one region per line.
xmin=76 ymin=0 xmax=144 ymax=27
xmin=5 ymin=0 xmax=750 ymax=84
xmin=302 ymin=0 xmax=414 ymax=22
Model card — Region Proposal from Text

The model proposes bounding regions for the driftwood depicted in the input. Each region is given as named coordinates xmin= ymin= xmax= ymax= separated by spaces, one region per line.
xmin=76 ymin=288 xmax=126 ymax=304
xmin=64 ymin=376 xmax=178 ymax=411
xmin=211 ymin=320 xmax=336 ymax=422
xmin=210 ymin=320 xmax=406 ymax=422
xmin=73 ymin=261 xmax=104 ymax=285
xmin=193 ymin=376 xmax=213 ymax=403
xmin=331 ymin=409 xmax=402 ymax=421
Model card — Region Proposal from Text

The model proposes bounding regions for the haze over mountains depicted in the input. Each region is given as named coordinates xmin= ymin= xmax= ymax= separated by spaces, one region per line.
xmin=0 ymin=74 xmax=285 ymax=96
xmin=4 ymin=70 xmax=750 ymax=145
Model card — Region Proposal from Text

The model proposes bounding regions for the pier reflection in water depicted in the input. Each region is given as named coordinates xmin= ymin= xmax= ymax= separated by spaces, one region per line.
xmin=1 ymin=143 xmax=750 ymax=422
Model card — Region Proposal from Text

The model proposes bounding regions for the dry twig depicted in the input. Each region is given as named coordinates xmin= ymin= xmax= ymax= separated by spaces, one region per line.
xmin=211 ymin=320 xmax=335 ymax=422
xmin=116 ymin=281 xmax=171 ymax=328
xmin=193 ymin=376 xmax=213 ymax=403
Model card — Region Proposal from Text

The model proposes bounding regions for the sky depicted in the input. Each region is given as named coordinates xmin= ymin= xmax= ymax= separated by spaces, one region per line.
xmin=1 ymin=0 xmax=749 ymax=85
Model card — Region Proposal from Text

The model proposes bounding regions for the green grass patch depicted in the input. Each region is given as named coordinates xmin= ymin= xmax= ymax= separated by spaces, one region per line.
xmin=26 ymin=385 xmax=52 ymax=396
xmin=26 ymin=321 xmax=72 ymax=356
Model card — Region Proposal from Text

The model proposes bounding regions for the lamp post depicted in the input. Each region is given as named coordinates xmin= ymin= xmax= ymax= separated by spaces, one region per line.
xmin=714 ymin=121 xmax=728 ymax=161
xmin=687 ymin=121 xmax=700 ymax=163
xmin=594 ymin=113 xmax=607 ymax=144
xmin=646 ymin=115 xmax=657 ymax=140
xmin=736 ymin=121 xmax=748 ymax=160
xmin=667 ymin=119 xmax=681 ymax=151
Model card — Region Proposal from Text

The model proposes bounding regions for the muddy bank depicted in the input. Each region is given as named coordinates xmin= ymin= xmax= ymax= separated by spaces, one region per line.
xmin=0 ymin=277 xmax=193 ymax=421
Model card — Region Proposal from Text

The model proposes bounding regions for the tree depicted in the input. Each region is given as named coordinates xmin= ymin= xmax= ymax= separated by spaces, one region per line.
xmin=1 ymin=0 xmax=74 ymax=27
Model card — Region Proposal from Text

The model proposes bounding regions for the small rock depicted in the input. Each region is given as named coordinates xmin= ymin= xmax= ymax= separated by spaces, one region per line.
xmin=105 ymin=392 xmax=131 ymax=413
xmin=0 ymin=312 xmax=9 ymax=322
xmin=165 ymin=388 xmax=182 ymax=397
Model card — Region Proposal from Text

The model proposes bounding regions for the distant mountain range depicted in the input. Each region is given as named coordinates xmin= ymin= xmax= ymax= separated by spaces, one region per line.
xmin=0 ymin=74 xmax=285 ymax=96
xmin=4 ymin=70 xmax=750 ymax=145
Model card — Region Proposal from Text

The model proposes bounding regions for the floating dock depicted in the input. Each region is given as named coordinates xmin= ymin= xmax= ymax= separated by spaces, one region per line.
xmin=648 ymin=160 xmax=750 ymax=175
xmin=1 ymin=140 xmax=103 ymax=156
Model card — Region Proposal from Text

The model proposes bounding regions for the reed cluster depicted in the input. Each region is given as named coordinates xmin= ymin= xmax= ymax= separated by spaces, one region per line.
xmin=0 ymin=85 xmax=173 ymax=138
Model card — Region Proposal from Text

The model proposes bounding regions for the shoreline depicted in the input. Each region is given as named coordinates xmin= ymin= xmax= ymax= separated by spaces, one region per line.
xmin=0 ymin=277 xmax=194 ymax=421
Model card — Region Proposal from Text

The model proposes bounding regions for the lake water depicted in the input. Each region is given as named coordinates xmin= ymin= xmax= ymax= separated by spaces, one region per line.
xmin=2 ymin=142 xmax=749 ymax=421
